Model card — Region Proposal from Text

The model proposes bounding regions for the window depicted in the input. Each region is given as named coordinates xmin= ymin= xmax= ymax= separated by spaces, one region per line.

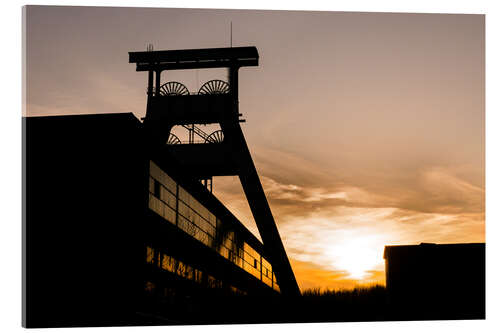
xmin=154 ymin=179 xmax=161 ymax=197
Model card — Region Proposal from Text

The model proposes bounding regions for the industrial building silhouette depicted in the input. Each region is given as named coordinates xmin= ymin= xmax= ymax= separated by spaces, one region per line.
xmin=384 ymin=243 xmax=485 ymax=320
xmin=24 ymin=46 xmax=299 ymax=327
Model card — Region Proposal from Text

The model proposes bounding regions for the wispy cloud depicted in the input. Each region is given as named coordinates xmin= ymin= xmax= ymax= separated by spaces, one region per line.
xmin=261 ymin=176 xmax=347 ymax=202
xmin=27 ymin=69 xmax=144 ymax=117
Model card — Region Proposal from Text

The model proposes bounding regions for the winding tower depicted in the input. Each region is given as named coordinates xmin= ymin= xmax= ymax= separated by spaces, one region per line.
xmin=129 ymin=46 xmax=300 ymax=296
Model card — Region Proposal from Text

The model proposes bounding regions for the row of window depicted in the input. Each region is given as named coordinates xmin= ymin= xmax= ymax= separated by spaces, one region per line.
xmin=145 ymin=246 xmax=246 ymax=295
xmin=149 ymin=161 xmax=280 ymax=292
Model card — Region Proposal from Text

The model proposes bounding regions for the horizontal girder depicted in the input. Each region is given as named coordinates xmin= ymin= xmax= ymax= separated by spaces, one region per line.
xmin=129 ymin=46 xmax=259 ymax=71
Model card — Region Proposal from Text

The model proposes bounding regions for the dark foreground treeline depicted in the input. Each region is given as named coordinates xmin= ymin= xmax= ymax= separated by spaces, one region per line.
xmin=136 ymin=285 xmax=388 ymax=325
xmin=38 ymin=283 xmax=484 ymax=327
xmin=300 ymin=285 xmax=389 ymax=322
xmin=135 ymin=284 xmax=484 ymax=325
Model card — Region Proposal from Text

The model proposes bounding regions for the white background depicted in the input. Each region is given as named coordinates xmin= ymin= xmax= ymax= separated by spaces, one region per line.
xmin=1 ymin=1 xmax=498 ymax=332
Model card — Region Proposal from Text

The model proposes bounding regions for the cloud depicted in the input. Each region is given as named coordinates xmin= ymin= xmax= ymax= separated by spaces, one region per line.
xmin=258 ymin=165 xmax=484 ymax=220
xmin=27 ymin=68 xmax=145 ymax=118
xmin=251 ymin=146 xmax=338 ymax=187
xmin=260 ymin=176 xmax=347 ymax=202
xmin=407 ymin=167 xmax=484 ymax=214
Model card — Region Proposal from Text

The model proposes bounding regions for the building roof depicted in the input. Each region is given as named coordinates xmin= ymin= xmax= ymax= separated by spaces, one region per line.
xmin=383 ymin=242 xmax=485 ymax=259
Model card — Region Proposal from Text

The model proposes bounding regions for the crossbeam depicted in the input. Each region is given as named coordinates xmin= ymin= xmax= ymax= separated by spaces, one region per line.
xmin=129 ymin=46 xmax=259 ymax=71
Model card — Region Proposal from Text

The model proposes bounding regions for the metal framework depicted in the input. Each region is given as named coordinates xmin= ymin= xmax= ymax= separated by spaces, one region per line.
xmin=205 ymin=130 xmax=224 ymax=143
xmin=198 ymin=80 xmax=230 ymax=95
xmin=159 ymin=81 xmax=190 ymax=96
xmin=167 ymin=133 xmax=181 ymax=145
xmin=129 ymin=46 xmax=300 ymax=296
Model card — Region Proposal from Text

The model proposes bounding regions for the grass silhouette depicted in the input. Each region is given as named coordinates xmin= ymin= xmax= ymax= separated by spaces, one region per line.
xmin=297 ymin=284 xmax=388 ymax=322
xmin=135 ymin=282 xmax=483 ymax=325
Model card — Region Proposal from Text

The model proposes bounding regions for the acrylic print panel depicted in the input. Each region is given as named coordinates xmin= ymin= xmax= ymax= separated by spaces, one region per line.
xmin=23 ymin=5 xmax=485 ymax=327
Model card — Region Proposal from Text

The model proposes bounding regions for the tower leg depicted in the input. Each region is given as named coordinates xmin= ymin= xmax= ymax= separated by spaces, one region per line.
xmin=223 ymin=122 xmax=301 ymax=296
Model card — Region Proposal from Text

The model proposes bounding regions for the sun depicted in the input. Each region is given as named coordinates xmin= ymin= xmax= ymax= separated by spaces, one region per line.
xmin=327 ymin=237 xmax=382 ymax=280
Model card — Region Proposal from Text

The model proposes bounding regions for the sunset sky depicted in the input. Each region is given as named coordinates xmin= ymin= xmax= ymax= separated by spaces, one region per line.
xmin=25 ymin=6 xmax=484 ymax=291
